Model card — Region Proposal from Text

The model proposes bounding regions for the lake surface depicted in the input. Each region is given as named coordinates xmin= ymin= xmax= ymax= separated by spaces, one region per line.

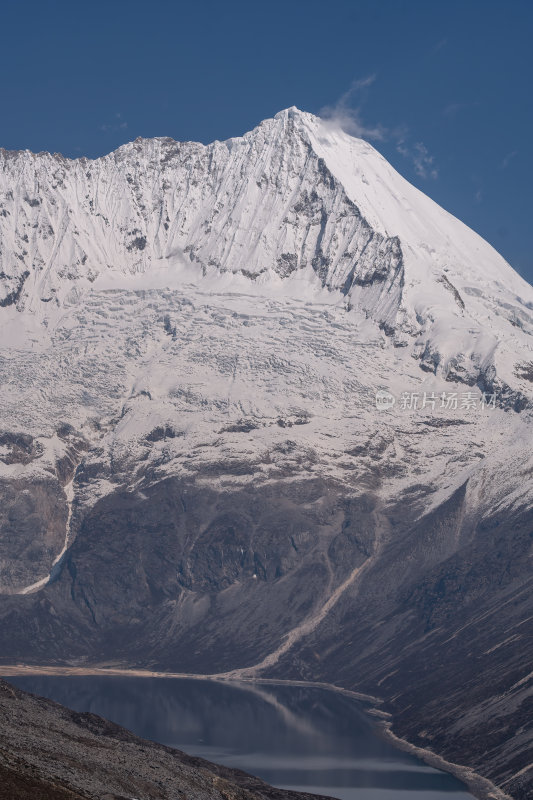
xmin=8 ymin=676 xmax=475 ymax=800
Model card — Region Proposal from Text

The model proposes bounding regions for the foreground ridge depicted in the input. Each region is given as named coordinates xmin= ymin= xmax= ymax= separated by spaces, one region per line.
xmin=0 ymin=678 xmax=334 ymax=800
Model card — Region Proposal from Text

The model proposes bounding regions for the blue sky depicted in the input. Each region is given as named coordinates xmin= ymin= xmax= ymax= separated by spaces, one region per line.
xmin=1 ymin=0 xmax=531 ymax=284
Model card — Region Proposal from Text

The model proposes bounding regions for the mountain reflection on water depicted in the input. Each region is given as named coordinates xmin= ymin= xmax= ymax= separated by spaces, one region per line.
xmin=9 ymin=676 xmax=475 ymax=800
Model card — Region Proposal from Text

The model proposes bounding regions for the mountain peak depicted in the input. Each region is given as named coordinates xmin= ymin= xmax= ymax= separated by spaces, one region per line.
xmin=273 ymin=105 xmax=313 ymax=121
xmin=274 ymin=105 xmax=301 ymax=118
xmin=0 ymin=108 xmax=531 ymax=405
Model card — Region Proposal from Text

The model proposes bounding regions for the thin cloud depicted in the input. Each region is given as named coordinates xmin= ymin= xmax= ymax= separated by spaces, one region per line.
xmin=100 ymin=113 xmax=128 ymax=133
xmin=348 ymin=75 xmax=377 ymax=92
xmin=474 ymin=189 xmax=483 ymax=203
xmin=501 ymin=150 xmax=518 ymax=169
xmin=433 ymin=38 xmax=448 ymax=53
xmin=397 ymin=140 xmax=438 ymax=180
xmin=443 ymin=102 xmax=467 ymax=118
xmin=321 ymin=77 xmax=439 ymax=180
xmin=320 ymin=75 xmax=388 ymax=141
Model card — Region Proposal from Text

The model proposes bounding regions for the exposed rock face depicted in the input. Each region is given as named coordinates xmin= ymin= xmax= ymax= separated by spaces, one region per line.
xmin=0 ymin=679 xmax=332 ymax=800
xmin=0 ymin=108 xmax=532 ymax=799
xmin=0 ymin=427 xmax=87 ymax=595
xmin=0 ymin=476 xmax=67 ymax=593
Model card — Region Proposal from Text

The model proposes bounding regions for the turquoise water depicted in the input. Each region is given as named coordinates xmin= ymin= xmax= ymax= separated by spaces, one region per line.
xmin=8 ymin=676 xmax=475 ymax=800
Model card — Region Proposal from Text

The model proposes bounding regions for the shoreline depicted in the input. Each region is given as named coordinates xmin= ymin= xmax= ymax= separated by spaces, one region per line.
xmin=0 ymin=663 xmax=513 ymax=800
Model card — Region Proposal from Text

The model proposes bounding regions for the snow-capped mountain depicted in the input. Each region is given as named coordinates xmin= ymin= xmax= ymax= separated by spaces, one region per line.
xmin=0 ymin=108 xmax=532 ymax=800
xmin=1 ymin=108 xmax=532 ymax=393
